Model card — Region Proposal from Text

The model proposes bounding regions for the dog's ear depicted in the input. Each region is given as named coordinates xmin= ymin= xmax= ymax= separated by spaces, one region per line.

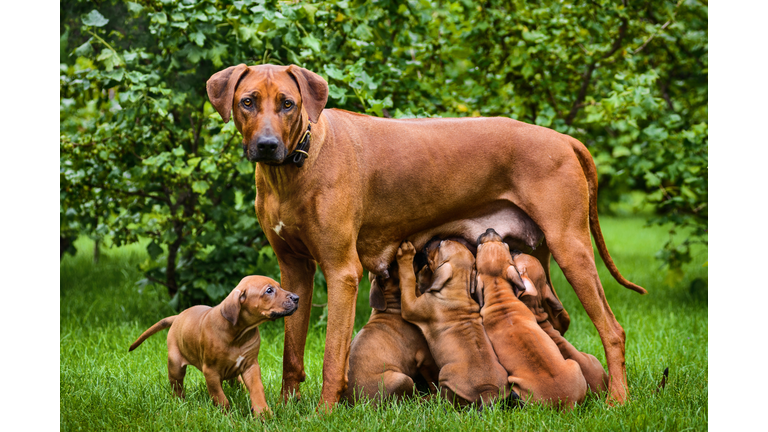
xmin=542 ymin=282 xmax=570 ymax=335
xmin=416 ymin=265 xmax=434 ymax=294
xmin=207 ymin=64 xmax=250 ymax=123
xmin=220 ymin=288 xmax=245 ymax=326
xmin=469 ymin=265 xmax=478 ymax=301
xmin=368 ymin=273 xmax=386 ymax=311
xmin=474 ymin=272 xmax=485 ymax=308
xmin=425 ymin=263 xmax=453 ymax=293
xmin=286 ymin=65 xmax=328 ymax=124
xmin=504 ymin=264 xmax=528 ymax=298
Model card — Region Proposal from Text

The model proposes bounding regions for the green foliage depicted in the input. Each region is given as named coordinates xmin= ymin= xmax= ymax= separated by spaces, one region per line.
xmin=60 ymin=0 xmax=707 ymax=306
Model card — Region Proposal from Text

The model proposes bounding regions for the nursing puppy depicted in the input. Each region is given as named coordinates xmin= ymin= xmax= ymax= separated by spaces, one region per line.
xmin=342 ymin=264 xmax=439 ymax=404
xmin=475 ymin=229 xmax=587 ymax=409
xmin=397 ymin=240 xmax=510 ymax=407
xmin=129 ymin=276 xmax=299 ymax=417
xmin=511 ymin=251 xmax=609 ymax=393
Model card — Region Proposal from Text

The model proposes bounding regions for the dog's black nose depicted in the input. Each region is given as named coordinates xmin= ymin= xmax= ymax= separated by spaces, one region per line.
xmin=256 ymin=135 xmax=279 ymax=154
xmin=290 ymin=294 xmax=299 ymax=304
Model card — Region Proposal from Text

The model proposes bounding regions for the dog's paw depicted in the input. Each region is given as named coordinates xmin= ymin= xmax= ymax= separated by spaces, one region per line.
xmin=397 ymin=241 xmax=416 ymax=262
xmin=252 ymin=405 xmax=273 ymax=419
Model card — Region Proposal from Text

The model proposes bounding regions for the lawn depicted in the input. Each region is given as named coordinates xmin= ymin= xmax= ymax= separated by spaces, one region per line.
xmin=60 ymin=216 xmax=707 ymax=431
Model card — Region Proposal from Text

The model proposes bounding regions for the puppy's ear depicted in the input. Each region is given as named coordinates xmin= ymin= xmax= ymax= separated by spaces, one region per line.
xmin=425 ymin=263 xmax=453 ymax=293
xmin=220 ymin=288 xmax=245 ymax=326
xmin=504 ymin=264 xmax=528 ymax=298
xmin=474 ymin=273 xmax=485 ymax=308
xmin=368 ymin=274 xmax=386 ymax=311
xmin=286 ymin=65 xmax=329 ymax=123
xmin=207 ymin=64 xmax=249 ymax=123
xmin=542 ymin=282 xmax=570 ymax=335
xmin=417 ymin=266 xmax=434 ymax=294
xmin=469 ymin=266 xmax=478 ymax=300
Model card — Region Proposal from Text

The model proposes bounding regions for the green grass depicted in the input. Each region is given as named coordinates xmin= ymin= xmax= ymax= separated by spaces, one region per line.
xmin=61 ymin=216 xmax=707 ymax=431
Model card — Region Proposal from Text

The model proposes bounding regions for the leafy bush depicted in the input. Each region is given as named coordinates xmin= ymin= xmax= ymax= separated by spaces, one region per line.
xmin=60 ymin=0 xmax=707 ymax=306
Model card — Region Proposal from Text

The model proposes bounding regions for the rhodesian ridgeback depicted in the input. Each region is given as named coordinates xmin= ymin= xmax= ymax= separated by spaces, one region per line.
xmin=342 ymin=266 xmax=439 ymax=404
xmin=475 ymin=229 xmax=586 ymax=409
xmin=128 ymin=276 xmax=299 ymax=416
xmin=206 ymin=63 xmax=644 ymax=409
xmin=396 ymin=240 xmax=511 ymax=407
xmin=510 ymin=250 xmax=609 ymax=393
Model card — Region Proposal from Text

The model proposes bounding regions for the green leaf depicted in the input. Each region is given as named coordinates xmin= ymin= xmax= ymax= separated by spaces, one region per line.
xmin=73 ymin=40 xmax=93 ymax=57
xmin=147 ymin=241 xmax=163 ymax=260
xmin=126 ymin=2 xmax=144 ymax=14
xmin=192 ymin=181 xmax=210 ymax=194
xmin=612 ymin=146 xmax=631 ymax=158
xmin=82 ymin=10 xmax=109 ymax=27
xmin=301 ymin=35 xmax=321 ymax=52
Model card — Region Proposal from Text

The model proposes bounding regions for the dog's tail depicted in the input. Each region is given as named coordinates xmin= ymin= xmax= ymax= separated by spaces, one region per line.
xmin=128 ymin=315 xmax=177 ymax=352
xmin=569 ymin=138 xmax=647 ymax=295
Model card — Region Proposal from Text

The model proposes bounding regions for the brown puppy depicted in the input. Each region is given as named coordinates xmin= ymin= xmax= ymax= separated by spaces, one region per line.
xmin=396 ymin=240 xmax=510 ymax=407
xmin=207 ymin=64 xmax=644 ymax=408
xmin=342 ymin=265 xmax=439 ymax=404
xmin=475 ymin=229 xmax=586 ymax=409
xmin=511 ymin=251 xmax=609 ymax=393
xmin=128 ymin=276 xmax=299 ymax=416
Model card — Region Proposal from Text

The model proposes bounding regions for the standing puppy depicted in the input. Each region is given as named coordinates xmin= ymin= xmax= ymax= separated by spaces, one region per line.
xmin=342 ymin=265 xmax=439 ymax=404
xmin=397 ymin=240 xmax=510 ymax=407
xmin=512 ymin=252 xmax=609 ymax=393
xmin=129 ymin=276 xmax=299 ymax=417
xmin=475 ymin=229 xmax=587 ymax=409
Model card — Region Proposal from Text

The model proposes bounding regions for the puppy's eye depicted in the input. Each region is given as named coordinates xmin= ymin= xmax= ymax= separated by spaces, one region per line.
xmin=283 ymin=100 xmax=294 ymax=110
xmin=265 ymin=287 xmax=274 ymax=294
xmin=242 ymin=98 xmax=253 ymax=107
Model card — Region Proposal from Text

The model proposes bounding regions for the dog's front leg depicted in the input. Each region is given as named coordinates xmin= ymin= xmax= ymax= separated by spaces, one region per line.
xmin=317 ymin=255 xmax=363 ymax=411
xmin=242 ymin=363 xmax=272 ymax=417
xmin=202 ymin=366 xmax=230 ymax=411
xmin=276 ymin=254 xmax=316 ymax=403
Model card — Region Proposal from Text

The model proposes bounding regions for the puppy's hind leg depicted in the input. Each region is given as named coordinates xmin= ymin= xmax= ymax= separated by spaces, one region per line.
xmin=167 ymin=347 xmax=187 ymax=399
xmin=381 ymin=370 xmax=417 ymax=400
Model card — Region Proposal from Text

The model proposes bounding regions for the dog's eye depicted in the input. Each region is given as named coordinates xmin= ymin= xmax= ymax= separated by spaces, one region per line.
xmin=265 ymin=287 xmax=274 ymax=294
xmin=242 ymin=98 xmax=253 ymax=107
xmin=283 ymin=100 xmax=294 ymax=110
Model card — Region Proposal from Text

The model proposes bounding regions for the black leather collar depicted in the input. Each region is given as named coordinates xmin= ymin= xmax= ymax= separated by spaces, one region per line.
xmin=278 ymin=123 xmax=312 ymax=167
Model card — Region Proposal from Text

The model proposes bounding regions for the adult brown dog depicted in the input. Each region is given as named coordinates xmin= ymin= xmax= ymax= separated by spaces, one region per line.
xmin=341 ymin=266 xmax=439 ymax=404
xmin=128 ymin=276 xmax=299 ymax=416
xmin=206 ymin=63 xmax=644 ymax=409
xmin=511 ymin=250 xmax=609 ymax=393
xmin=397 ymin=240 xmax=510 ymax=407
xmin=475 ymin=229 xmax=586 ymax=409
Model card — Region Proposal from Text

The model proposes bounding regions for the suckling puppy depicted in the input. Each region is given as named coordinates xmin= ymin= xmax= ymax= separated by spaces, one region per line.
xmin=397 ymin=240 xmax=510 ymax=407
xmin=511 ymin=251 xmax=609 ymax=393
xmin=475 ymin=229 xmax=586 ymax=409
xmin=342 ymin=264 xmax=439 ymax=404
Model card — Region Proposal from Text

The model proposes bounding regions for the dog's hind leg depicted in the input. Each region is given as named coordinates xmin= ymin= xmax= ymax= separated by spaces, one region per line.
xmin=167 ymin=347 xmax=187 ymax=399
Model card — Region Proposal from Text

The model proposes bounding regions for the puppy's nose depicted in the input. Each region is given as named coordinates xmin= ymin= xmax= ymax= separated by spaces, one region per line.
xmin=290 ymin=294 xmax=299 ymax=305
xmin=256 ymin=135 xmax=279 ymax=154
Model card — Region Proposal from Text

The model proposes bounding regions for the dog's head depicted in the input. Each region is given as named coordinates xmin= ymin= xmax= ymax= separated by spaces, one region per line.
xmin=206 ymin=64 xmax=329 ymax=164
xmin=474 ymin=228 xmax=528 ymax=307
xmin=220 ymin=275 xmax=299 ymax=326
xmin=511 ymin=253 xmax=571 ymax=335
xmin=368 ymin=261 xmax=403 ymax=312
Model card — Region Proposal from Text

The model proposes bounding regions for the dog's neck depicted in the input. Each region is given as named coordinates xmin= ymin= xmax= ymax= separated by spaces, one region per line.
xmin=256 ymin=112 xmax=328 ymax=196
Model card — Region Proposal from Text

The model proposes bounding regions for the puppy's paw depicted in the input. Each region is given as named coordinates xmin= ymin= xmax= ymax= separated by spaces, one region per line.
xmin=252 ymin=405 xmax=273 ymax=419
xmin=397 ymin=241 xmax=416 ymax=263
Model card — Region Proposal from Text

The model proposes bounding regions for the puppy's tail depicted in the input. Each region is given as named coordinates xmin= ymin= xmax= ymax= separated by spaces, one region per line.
xmin=128 ymin=315 xmax=177 ymax=352
xmin=569 ymin=137 xmax=647 ymax=294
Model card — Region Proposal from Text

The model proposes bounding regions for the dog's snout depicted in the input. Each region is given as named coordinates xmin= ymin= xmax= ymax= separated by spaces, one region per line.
xmin=289 ymin=294 xmax=299 ymax=305
xmin=256 ymin=135 xmax=280 ymax=154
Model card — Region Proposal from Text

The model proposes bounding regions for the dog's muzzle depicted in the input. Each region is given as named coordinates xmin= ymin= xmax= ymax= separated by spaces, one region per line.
xmin=244 ymin=135 xmax=286 ymax=163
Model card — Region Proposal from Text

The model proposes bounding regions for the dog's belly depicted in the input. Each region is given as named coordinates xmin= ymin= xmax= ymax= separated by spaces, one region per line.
xmin=357 ymin=202 xmax=544 ymax=276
